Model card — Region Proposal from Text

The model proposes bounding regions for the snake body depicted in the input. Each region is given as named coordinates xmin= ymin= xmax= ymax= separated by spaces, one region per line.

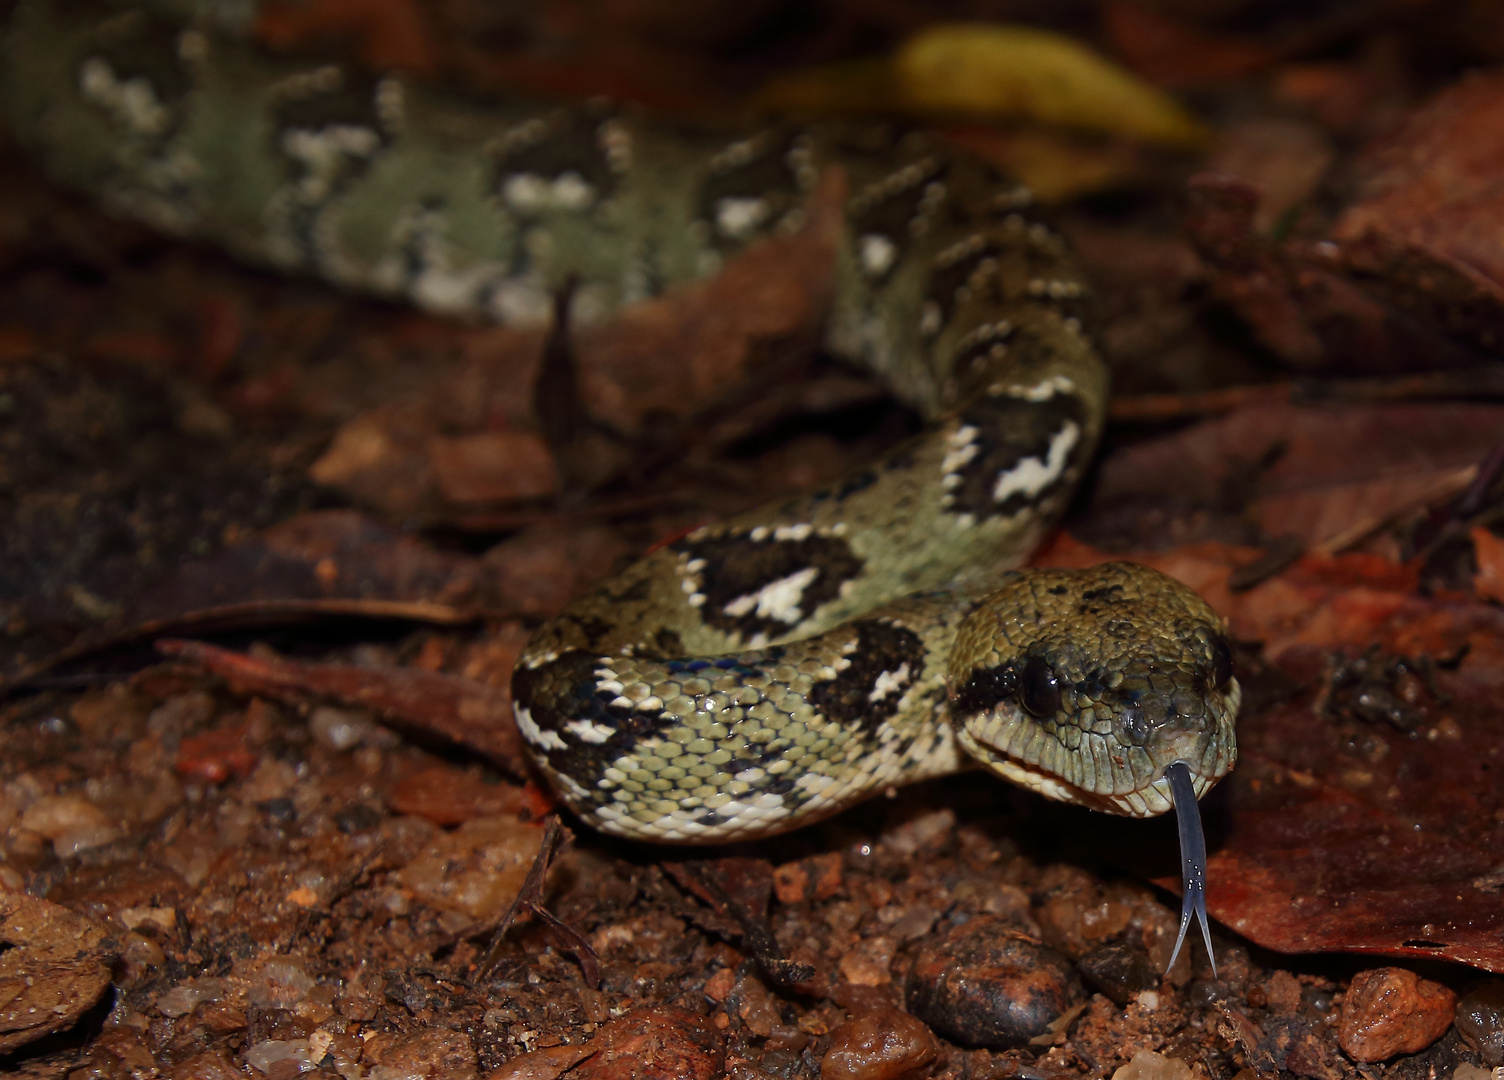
xmin=3 ymin=1 xmax=1240 ymax=846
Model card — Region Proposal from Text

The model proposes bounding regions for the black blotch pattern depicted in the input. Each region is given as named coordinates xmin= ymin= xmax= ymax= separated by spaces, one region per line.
xmin=952 ymin=324 xmax=1017 ymax=378
xmin=808 ymin=620 xmax=925 ymax=733
xmin=492 ymin=109 xmax=618 ymax=206
xmin=848 ymin=158 xmax=949 ymax=281
xmin=649 ymin=627 xmax=685 ymax=657
xmin=673 ymin=532 xmax=864 ymax=641
xmin=953 ymin=661 xmax=1019 ymax=720
xmin=925 ymin=239 xmax=1008 ymax=330
xmin=512 ymin=650 xmax=671 ymax=788
xmin=604 ymin=576 xmax=651 ymax=604
xmin=274 ymin=70 xmax=383 ymax=139
xmin=90 ymin=8 xmax=190 ymax=103
xmin=267 ymin=67 xmax=387 ymax=256
xmin=561 ymin=613 xmax=616 ymax=650
xmin=946 ymin=391 xmax=1088 ymax=521
xmin=696 ymin=131 xmax=802 ymax=250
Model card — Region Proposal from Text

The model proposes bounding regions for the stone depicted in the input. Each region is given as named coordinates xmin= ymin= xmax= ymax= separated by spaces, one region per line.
xmin=905 ymin=914 xmax=1084 ymax=1049
xmin=821 ymin=1007 xmax=937 ymax=1080
xmin=1337 ymin=967 xmax=1456 ymax=1062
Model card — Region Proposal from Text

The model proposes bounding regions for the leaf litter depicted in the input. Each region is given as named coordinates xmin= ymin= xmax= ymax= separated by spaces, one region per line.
xmin=5 ymin=2 xmax=1504 ymax=1079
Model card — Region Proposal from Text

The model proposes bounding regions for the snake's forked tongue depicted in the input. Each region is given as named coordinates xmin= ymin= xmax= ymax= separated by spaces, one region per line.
xmin=1165 ymin=760 xmax=1216 ymax=977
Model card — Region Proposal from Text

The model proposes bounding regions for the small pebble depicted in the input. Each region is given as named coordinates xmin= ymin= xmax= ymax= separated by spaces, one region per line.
xmin=905 ymin=914 xmax=1085 ymax=1049
xmin=1456 ymin=980 xmax=1504 ymax=1066
xmin=821 ymin=1006 xmax=937 ymax=1080
xmin=1113 ymin=1049 xmax=1194 ymax=1080
xmin=1338 ymin=967 xmax=1456 ymax=1061
xmin=773 ymin=852 xmax=843 ymax=904
xmin=169 ymin=1050 xmax=248 ymax=1080
xmin=568 ymin=1006 xmax=724 ymax=1080
xmin=362 ymin=1029 xmax=477 ymax=1080
xmin=309 ymin=706 xmax=376 ymax=752
xmin=1076 ymin=941 xmax=1161 ymax=1006
xmin=18 ymin=794 xmax=122 ymax=858
xmin=156 ymin=977 xmax=229 ymax=1018
xmin=243 ymin=1040 xmax=314 ymax=1075
xmin=839 ymin=935 xmax=896 ymax=986
xmin=248 ymin=960 xmax=316 ymax=1010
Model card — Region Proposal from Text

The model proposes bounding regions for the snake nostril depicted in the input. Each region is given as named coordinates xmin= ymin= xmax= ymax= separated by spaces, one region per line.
xmin=1120 ymin=702 xmax=1148 ymax=745
xmin=1171 ymin=689 xmax=1206 ymax=721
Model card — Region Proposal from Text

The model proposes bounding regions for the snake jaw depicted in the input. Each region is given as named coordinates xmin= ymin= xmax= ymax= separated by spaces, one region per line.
xmin=953 ymin=674 xmax=1238 ymax=818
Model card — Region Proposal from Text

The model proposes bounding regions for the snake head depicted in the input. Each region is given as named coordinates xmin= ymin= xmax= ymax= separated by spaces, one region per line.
xmin=949 ymin=562 xmax=1239 ymax=817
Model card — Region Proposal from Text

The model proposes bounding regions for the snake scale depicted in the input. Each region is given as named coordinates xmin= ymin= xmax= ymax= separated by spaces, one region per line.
xmin=3 ymin=0 xmax=1240 ymax=965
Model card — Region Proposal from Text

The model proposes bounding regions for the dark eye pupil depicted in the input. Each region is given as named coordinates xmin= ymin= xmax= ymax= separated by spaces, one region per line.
xmin=1211 ymin=638 xmax=1234 ymax=689
xmin=1019 ymin=657 xmax=1061 ymax=718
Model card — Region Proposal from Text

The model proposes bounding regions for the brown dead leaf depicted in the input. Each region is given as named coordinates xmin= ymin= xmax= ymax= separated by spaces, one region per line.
xmin=1104 ymin=1 xmax=1280 ymax=88
xmin=427 ymin=430 xmax=557 ymax=506
xmin=305 ymin=173 xmax=843 ymax=520
xmin=0 ymin=892 xmax=113 ymax=1052
xmin=1204 ymin=118 xmax=1333 ymax=235
xmin=1204 ymin=645 xmax=1504 ymax=971
xmin=159 ymin=639 xmax=527 ymax=776
xmin=1189 ymin=71 xmax=1504 ymax=372
xmin=388 ymin=764 xmax=535 ymax=826
xmin=1085 ymin=398 xmax=1504 ymax=554
xmin=485 ymin=1041 xmax=597 ymax=1080
xmin=131 ymin=510 xmax=493 ymax=624
xmin=1474 ymin=525 xmax=1504 ymax=604
xmin=1334 ymin=70 xmax=1504 ymax=358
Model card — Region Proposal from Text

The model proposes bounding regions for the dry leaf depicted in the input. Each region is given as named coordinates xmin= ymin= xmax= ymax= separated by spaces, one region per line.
xmin=896 ymin=24 xmax=1210 ymax=148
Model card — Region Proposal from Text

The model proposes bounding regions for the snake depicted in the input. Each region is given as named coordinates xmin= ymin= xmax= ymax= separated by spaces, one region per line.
xmin=2 ymin=0 xmax=1240 ymax=967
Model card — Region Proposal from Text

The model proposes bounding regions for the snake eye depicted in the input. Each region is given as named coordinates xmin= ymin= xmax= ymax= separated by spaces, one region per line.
xmin=1210 ymin=637 xmax=1234 ymax=690
xmin=1019 ymin=657 xmax=1062 ymax=718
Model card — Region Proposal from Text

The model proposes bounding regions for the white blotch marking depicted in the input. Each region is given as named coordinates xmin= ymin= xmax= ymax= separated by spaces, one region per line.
xmin=992 ymin=422 xmax=1080 ymax=503
xmin=598 ymin=118 xmax=632 ymax=173
xmin=514 ymin=705 xmax=567 ymax=751
xmin=503 ymin=171 xmax=597 ymax=213
xmin=1011 ymin=375 xmax=1077 ymax=402
xmin=715 ymin=196 xmax=769 ymax=239
xmin=565 ymin=718 xmax=616 ymax=744
xmin=282 ymin=125 xmax=381 ymax=182
xmin=773 ymin=523 xmax=813 ymax=541
xmin=941 ymin=424 xmax=980 ymax=475
xmin=723 ymin=566 xmax=820 ymax=625
xmin=487 ymin=277 xmax=553 ymax=325
xmin=869 ymin=663 xmax=911 ymax=702
xmin=919 ymin=300 xmax=943 ymax=337
xmin=373 ymin=78 xmax=405 ymax=132
xmin=79 ymin=57 xmax=170 ymax=136
xmin=859 ymin=234 xmax=897 ymax=277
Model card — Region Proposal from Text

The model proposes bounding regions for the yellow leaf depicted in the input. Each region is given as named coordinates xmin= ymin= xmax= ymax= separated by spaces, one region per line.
xmin=896 ymin=23 xmax=1209 ymax=149
xmin=944 ymin=127 xmax=1144 ymax=204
